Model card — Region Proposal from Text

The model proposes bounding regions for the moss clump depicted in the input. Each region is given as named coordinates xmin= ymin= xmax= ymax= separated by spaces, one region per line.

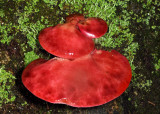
xmin=24 ymin=51 xmax=39 ymax=66
xmin=0 ymin=66 xmax=16 ymax=107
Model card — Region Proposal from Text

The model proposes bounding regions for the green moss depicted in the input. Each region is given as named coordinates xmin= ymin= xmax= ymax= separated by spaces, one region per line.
xmin=155 ymin=59 xmax=160 ymax=71
xmin=15 ymin=1 xmax=45 ymax=50
xmin=0 ymin=10 xmax=5 ymax=17
xmin=136 ymin=79 xmax=152 ymax=91
xmin=43 ymin=0 xmax=58 ymax=7
xmin=24 ymin=51 xmax=39 ymax=66
xmin=0 ymin=66 xmax=16 ymax=107
xmin=21 ymin=101 xmax=28 ymax=106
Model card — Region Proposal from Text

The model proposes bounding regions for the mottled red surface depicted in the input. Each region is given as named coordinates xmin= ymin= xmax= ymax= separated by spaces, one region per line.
xmin=22 ymin=50 xmax=132 ymax=107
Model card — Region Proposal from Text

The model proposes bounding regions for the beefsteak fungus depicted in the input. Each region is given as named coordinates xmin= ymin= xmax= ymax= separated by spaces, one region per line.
xmin=22 ymin=14 xmax=132 ymax=108
xmin=22 ymin=50 xmax=131 ymax=107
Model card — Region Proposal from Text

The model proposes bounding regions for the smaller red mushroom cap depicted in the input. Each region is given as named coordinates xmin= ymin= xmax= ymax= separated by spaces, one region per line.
xmin=22 ymin=50 xmax=132 ymax=107
xmin=77 ymin=17 xmax=108 ymax=38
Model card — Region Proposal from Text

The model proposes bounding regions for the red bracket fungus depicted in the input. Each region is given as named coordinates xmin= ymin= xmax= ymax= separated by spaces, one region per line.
xmin=78 ymin=17 xmax=108 ymax=38
xmin=22 ymin=14 xmax=132 ymax=108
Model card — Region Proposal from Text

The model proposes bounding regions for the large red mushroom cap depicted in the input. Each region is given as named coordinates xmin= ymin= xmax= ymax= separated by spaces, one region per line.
xmin=22 ymin=50 xmax=132 ymax=107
